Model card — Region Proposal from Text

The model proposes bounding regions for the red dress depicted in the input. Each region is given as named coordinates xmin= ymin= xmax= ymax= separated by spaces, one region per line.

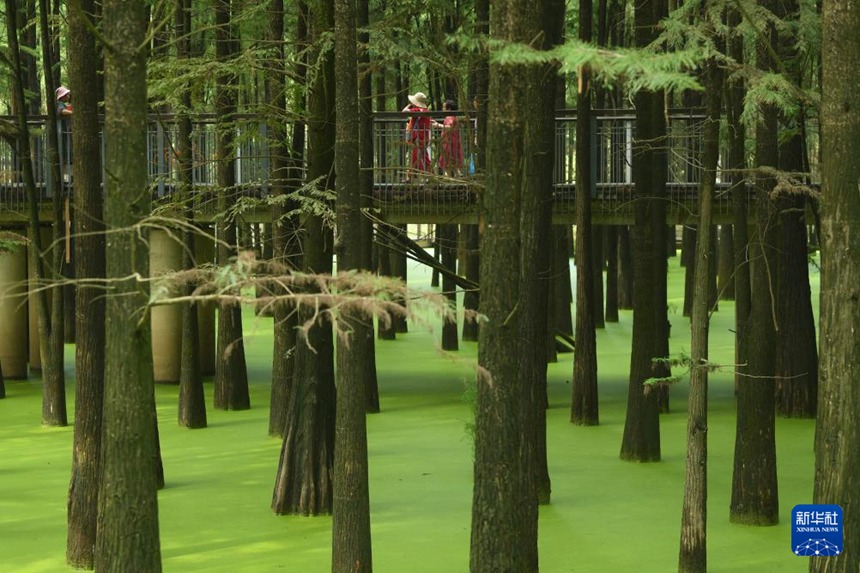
xmin=405 ymin=105 xmax=431 ymax=173
xmin=438 ymin=116 xmax=464 ymax=174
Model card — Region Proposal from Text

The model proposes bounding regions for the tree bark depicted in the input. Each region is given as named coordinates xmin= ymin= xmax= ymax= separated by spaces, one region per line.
xmin=176 ymin=0 xmax=206 ymax=430
xmin=357 ymin=0 xmax=380 ymax=413
xmin=717 ymin=225 xmax=734 ymax=300
xmin=591 ymin=224 xmax=605 ymax=328
xmin=678 ymin=59 xmax=722 ymax=573
xmin=811 ymin=0 xmax=860 ymax=567
xmin=272 ymin=0 xmax=337 ymax=516
xmin=213 ymin=0 xmax=250 ymax=411
xmin=331 ymin=0 xmax=373 ymax=567
xmin=471 ymin=0 xmax=551 ymax=567
xmin=94 ymin=0 xmax=161 ymax=568
xmin=462 ymin=224 xmax=481 ymax=341
xmin=440 ymin=224 xmax=459 ymax=351
xmin=605 ymin=226 xmax=619 ymax=322
xmin=66 ymin=0 xmax=106 ymax=563
xmin=571 ymin=0 xmax=599 ymax=427
xmin=730 ymin=6 xmax=779 ymax=524
xmin=620 ymin=0 xmax=665 ymax=462
xmin=268 ymin=0 xmax=306 ymax=437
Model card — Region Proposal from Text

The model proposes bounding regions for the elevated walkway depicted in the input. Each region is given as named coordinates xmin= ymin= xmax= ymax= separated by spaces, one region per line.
xmin=0 ymin=110 xmax=753 ymax=226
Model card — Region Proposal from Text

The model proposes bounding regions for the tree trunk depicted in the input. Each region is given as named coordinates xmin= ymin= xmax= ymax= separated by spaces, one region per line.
xmin=38 ymin=0 xmax=67 ymax=426
xmin=678 ymin=59 xmax=722 ymax=573
xmin=94 ymin=0 xmax=161 ymax=568
xmin=605 ymin=226 xmax=619 ymax=322
xmin=66 ymin=0 xmax=105 ymax=565
xmin=620 ymin=0 xmax=665 ymax=462
xmin=571 ymin=0 xmax=598 ymax=427
xmin=617 ymin=225 xmax=634 ymax=309
xmin=358 ymin=0 xmax=380 ymax=413
xmin=552 ymin=225 xmax=573 ymax=351
xmin=812 ymin=0 xmax=860 ymax=565
xmin=717 ymin=225 xmax=734 ymax=300
xmin=730 ymin=8 xmax=779 ymax=525
xmin=440 ymin=224 xmax=459 ymax=351
xmin=331 ymin=0 xmax=373 ymax=566
xmin=176 ymin=0 xmax=206 ymax=430
xmin=462 ymin=224 xmax=481 ymax=341
xmin=213 ymin=0 xmax=250 ymax=411
xmin=268 ymin=0 xmax=306 ymax=437
xmin=773 ymin=0 xmax=818 ymax=419
xmin=591 ymin=225 xmax=605 ymax=328
xmin=470 ymin=0 xmax=551 ymax=567
xmin=727 ymin=0 xmax=750 ymax=397
xmin=272 ymin=0 xmax=337 ymax=516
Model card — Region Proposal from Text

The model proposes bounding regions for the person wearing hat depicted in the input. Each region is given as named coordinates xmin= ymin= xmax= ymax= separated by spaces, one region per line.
xmin=402 ymin=92 xmax=432 ymax=179
xmin=56 ymin=86 xmax=73 ymax=116
xmin=55 ymin=86 xmax=73 ymax=182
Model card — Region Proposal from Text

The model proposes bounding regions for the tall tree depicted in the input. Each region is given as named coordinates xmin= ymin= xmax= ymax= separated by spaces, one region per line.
xmin=678 ymin=57 xmax=722 ymax=573
xmin=620 ymin=0 xmax=666 ymax=462
xmin=271 ymin=0 xmax=337 ymax=516
xmin=331 ymin=0 xmax=372 ymax=568
xmin=357 ymin=0 xmax=380 ymax=413
xmin=470 ymin=0 xmax=557 ymax=566
xmin=571 ymin=0 xmax=599 ymax=426
xmin=773 ymin=0 xmax=818 ymax=419
xmin=730 ymin=0 xmax=780 ymax=525
xmin=4 ymin=0 xmax=67 ymax=427
xmin=176 ymin=0 xmax=206 ymax=429
xmin=94 ymin=0 xmax=161 ymax=568
xmin=726 ymin=3 xmax=750 ymax=395
xmin=811 ymin=0 xmax=860 ymax=567
xmin=213 ymin=0 xmax=250 ymax=411
xmin=268 ymin=0 xmax=306 ymax=437
xmin=66 ymin=0 xmax=107 ymax=565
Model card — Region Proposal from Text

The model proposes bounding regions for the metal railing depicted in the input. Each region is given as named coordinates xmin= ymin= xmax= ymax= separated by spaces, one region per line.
xmin=1 ymin=110 xmax=742 ymax=222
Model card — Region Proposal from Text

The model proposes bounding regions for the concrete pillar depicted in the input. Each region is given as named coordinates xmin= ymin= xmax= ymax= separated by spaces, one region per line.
xmin=195 ymin=229 xmax=216 ymax=376
xmin=150 ymin=229 xmax=182 ymax=383
xmin=0 ymin=241 xmax=29 ymax=379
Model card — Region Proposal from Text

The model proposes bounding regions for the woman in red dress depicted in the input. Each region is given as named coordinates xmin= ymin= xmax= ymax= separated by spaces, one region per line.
xmin=437 ymin=100 xmax=464 ymax=176
xmin=403 ymin=92 xmax=432 ymax=179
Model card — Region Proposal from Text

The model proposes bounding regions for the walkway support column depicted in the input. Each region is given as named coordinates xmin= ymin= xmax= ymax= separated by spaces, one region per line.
xmin=0 ymin=241 xmax=29 ymax=379
xmin=150 ymin=228 xmax=182 ymax=383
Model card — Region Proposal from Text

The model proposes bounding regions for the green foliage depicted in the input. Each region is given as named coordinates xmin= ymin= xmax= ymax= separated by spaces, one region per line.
xmin=0 ymin=231 xmax=25 ymax=254
xmin=222 ymin=176 xmax=336 ymax=229
xmin=644 ymin=350 xmax=724 ymax=391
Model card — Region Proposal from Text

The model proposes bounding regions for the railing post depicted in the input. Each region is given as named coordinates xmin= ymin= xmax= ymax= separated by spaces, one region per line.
xmin=156 ymin=121 xmax=166 ymax=197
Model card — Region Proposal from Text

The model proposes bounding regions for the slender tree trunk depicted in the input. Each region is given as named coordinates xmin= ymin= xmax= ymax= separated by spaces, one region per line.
xmin=591 ymin=225 xmax=605 ymax=328
xmin=678 ymin=59 xmax=722 ymax=573
xmin=95 ymin=0 xmax=161 ymax=568
xmin=727 ymin=1 xmax=750 ymax=396
xmin=605 ymin=226 xmax=619 ymax=322
xmin=38 ymin=0 xmax=67 ymax=426
xmin=176 ymin=0 xmax=206 ymax=429
xmin=812 ymin=0 xmax=860 ymax=565
xmin=357 ymin=0 xmax=380 ymax=413
xmin=617 ymin=225 xmax=634 ymax=309
xmin=213 ymin=0 xmax=250 ymax=411
xmin=571 ymin=0 xmax=598 ymax=427
xmin=268 ymin=0 xmax=306 ymax=437
xmin=66 ymin=0 xmax=104 ymax=565
xmin=440 ymin=224 xmax=459 ymax=351
xmin=331 ymin=0 xmax=373 ymax=567
xmin=462 ymin=224 xmax=481 ymax=341
xmin=552 ymin=225 xmax=573 ymax=350
xmin=717 ymin=225 xmax=734 ymax=300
